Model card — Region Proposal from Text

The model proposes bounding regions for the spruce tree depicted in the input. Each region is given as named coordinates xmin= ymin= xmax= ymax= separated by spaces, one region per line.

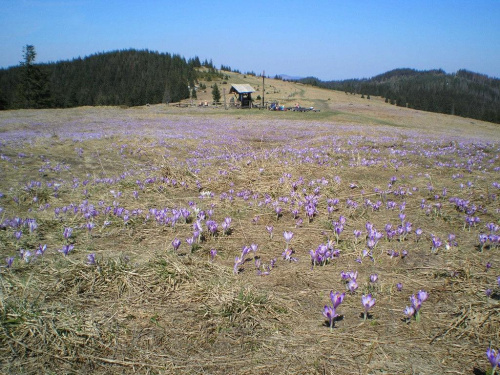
xmin=212 ymin=83 xmax=221 ymax=103
xmin=16 ymin=45 xmax=51 ymax=108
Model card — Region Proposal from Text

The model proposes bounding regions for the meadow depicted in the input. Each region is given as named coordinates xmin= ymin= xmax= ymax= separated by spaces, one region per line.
xmin=1 ymin=92 xmax=499 ymax=374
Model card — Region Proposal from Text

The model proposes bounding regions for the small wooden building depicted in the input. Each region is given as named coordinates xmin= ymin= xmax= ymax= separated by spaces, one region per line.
xmin=229 ymin=84 xmax=256 ymax=108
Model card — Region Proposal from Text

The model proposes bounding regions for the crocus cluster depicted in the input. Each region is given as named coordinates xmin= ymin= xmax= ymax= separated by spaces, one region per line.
xmin=206 ymin=220 xmax=218 ymax=236
xmin=234 ymin=244 xmax=257 ymax=274
xmin=404 ymin=290 xmax=428 ymax=322
xmin=479 ymin=224 xmax=500 ymax=250
xmin=365 ymin=222 xmax=383 ymax=250
xmin=323 ymin=291 xmax=345 ymax=330
xmin=341 ymin=270 xmax=359 ymax=293
xmin=221 ymin=217 xmax=232 ymax=234
xmin=310 ymin=243 xmax=339 ymax=267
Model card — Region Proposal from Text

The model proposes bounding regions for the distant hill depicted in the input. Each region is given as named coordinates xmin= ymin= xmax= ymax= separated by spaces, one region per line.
xmin=297 ymin=69 xmax=500 ymax=124
xmin=0 ymin=49 xmax=206 ymax=109
xmin=279 ymin=74 xmax=304 ymax=81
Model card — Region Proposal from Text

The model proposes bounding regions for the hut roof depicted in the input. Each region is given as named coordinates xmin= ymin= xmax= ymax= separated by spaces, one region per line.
xmin=229 ymin=84 xmax=256 ymax=94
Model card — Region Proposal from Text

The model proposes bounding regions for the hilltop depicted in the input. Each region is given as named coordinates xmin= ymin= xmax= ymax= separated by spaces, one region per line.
xmin=297 ymin=68 xmax=500 ymax=124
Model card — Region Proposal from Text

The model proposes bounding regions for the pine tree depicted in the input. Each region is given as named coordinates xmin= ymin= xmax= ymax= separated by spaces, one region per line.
xmin=212 ymin=83 xmax=221 ymax=103
xmin=16 ymin=45 xmax=51 ymax=108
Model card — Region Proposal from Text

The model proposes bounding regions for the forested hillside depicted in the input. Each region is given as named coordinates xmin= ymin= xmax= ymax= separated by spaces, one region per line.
xmin=299 ymin=69 xmax=500 ymax=124
xmin=0 ymin=49 xmax=202 ymax=109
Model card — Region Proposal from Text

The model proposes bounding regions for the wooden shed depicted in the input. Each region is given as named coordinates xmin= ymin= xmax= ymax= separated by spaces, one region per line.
xmin=229 ymin=84 xmax=256 ymax=108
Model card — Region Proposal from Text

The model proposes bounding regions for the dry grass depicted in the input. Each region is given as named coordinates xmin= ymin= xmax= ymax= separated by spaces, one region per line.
xmin=1 ymin=77 xmax=499 ymax=374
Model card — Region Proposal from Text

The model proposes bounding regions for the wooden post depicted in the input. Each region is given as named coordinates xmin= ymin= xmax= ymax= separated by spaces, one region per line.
xmin=262 ymin=70 xmax=265 ymax=109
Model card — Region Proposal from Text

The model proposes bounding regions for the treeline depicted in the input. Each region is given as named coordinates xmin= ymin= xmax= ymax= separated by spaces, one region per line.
xmin=298 ymin=68 xmax=500 ymax=124
xmin=0 ymin=49 xmax=204 ymax=109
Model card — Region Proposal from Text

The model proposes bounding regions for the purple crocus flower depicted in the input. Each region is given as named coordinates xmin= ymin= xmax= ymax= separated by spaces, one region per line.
xmin=404 ymin=305 xmax=415 ymax=318
xmin=361 ymin=294 xmax=376 ymax=320
xmin=275 ymin=206 xmax=282 ymax=219
xmin=410 ymin=294 xmax=422 ymax=312
xmin=415 ymin=228 xmax=423 ymax=242
xmin=387 ymin=249 xmax=400 ymax=258
xmin=486 ymin=347 xmax=500 ymax=374
xmin=209 ymin=249 xmax=217 ymax=262
xmin=370 ymin=274 xmax=378 ymax=283
xmin=417 ymin=290 xmax=428 ymax=302
xmin=35 ymin=244 xmax=47 ymax=256
xmin=241 ymin=246 xmax=251 ymax=258
xmin=59 ymin=244 xmax=74 ymax=256
xmin=266 ymin=225 xmax=274 ymax=239
xmin=323 ymin=305 xmax=338 ymax=330
xmin=330 ymin=291 xmax=345 ymax=309
xmin=362 ymin=249 xmax=374 ymax=262
xmin=250 ymin=243 xmax=258 ymax=255
xmin=353 ymin=229 xmax=362 ymax=240
xmin=21 ymin=250 xmax=32 ymax=262
xmin=485 ymin=289 xmax=493 ymax=298
xmin=63 ymin=227 xmax=73 ymax=239
xmin=254 ymin=258 xmax=261 ymax=269
xmin=28 ymin=219 xmax=38 ymax=233
xmin=282 ymin=247 xmax=297 ymax=262
xmin=222 ymin=217 xmax=232 ymax=234
xmin=14 ymin=231 xmax=22 ymax=240
xmin=283 ymin=231 xmax=294 ymax=243
xmin=172 ymin=238 xmax=181 ymax=251
xmin=348 ymin=279 xmax=358 ymax=293
xmin=431 ymin=235 xmax=442 ymax=252
xmin=87 ymin=253 xmax=96 ymax=265
xmin=6 ymin=256 xmax=15 ymax=268
xmin=396 ymin=283 xmax=403 ymax=291
xmin=233 ymin=256 xmax=243 ymax=274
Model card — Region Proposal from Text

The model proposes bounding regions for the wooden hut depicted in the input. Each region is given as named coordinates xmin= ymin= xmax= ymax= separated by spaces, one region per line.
xmin=229 ymin=84 xmax=256 ymax=108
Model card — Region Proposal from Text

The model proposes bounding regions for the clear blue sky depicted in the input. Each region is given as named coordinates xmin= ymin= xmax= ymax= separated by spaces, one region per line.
xmin=1 ymin=0 xmax=499 ymax=80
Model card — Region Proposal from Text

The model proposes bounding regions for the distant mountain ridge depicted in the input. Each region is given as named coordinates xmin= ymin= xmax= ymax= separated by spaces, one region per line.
xmin=296 ymin=68 xmax=500 ymax=124
xmin=279 ymin=74 xmax=304 ymax=81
